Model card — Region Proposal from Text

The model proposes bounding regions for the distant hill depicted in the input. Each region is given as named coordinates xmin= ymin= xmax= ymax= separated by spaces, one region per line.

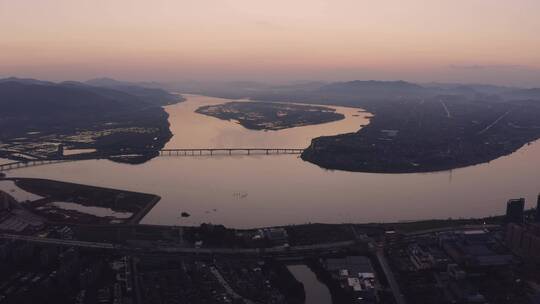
xmin=0 ymin=77 xmax=55 ymax=86
xmin=317 ymin=80 xmax=428 ymax=100
xmin=500 ymin=88 xmax=540 ymax=101
xmin=183 ymin=79 xmax=540 ymax=106
xmin=85 ymin=77 xmax=134 ymax=87
xmin=86 ymin=77 xmax=183 ymax=106
xmin=0 ymin=77 xmax=175 ymax=163
xmin=422 ymin=82 xmax=514 ymax=95
xmin=59 ymin=81 xmax=149 ymax=105
xmin=0 ymin=81 xmax=141 ymax=118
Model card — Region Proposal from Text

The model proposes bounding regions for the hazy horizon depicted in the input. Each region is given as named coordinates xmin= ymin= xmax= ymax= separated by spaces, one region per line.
xmin=2 ymin=0 xmax=539 ymax=87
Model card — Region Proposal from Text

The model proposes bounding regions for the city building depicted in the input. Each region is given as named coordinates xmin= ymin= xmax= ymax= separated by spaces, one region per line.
xmin=505 ymin=223 xmax=540 ymax=262
xmin=440 ymin=230 xmax=514 ymax=268
xmin=407 ymin=243 xmax=449 ymax=270
xmin=258 ymin=228 xmax=288 ymax=245
xmin=57 ymin=144 xmax=64 ymax=157
xmin=442 ymin=264 xmax=487 ymax=303
xmin=323 ymin=256 xmax=377 ymax=303
xmin=506 ymin=198 xmax=525 ymax=224
xmin=0 ymin=190 xmax=14 ymax=212
xmin=536 ymin=194 xmax=540 ymax=223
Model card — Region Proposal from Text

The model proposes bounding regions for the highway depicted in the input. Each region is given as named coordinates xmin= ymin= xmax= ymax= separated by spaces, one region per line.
xmin=0 ymin=233 xmax=115 ymax=249
xmin=403 ymin=224 xmax=500 ymax=237
xmin=374 ymin=245 xmax=407 ymax=304
xmin=477 ymin=110 xmax=511 ymax=135
xmin=210 ymin=266 xmax=259 ymax=304
xmin=0 ymin=233 xmax=356 ymax=256
xmin=439 ymin=100 xmax=451 ymax=118
xmin=151 ymin=240 xmax=356 ymax=256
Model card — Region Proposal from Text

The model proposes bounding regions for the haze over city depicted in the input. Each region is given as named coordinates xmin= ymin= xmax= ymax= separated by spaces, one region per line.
xmin=1 ymin=0 xmax=540 ymax=86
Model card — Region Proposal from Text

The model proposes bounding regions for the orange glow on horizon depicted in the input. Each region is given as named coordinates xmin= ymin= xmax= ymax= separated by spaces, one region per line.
xmin=1 ymin=0 xmax=539 ymax=85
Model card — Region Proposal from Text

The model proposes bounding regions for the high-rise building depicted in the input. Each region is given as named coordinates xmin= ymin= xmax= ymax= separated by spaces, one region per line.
xmin=506 ymin=223 xmax=540 ymax=262
xmin=0 ymin=191 xmax=13 ymax=212
xmin=536 ymin=194 xmax=540 ymax=223
xmin=57 ymin=144 xmax=64 ymax=157
xmin=506 ymin=198 xmax=525 ymax=224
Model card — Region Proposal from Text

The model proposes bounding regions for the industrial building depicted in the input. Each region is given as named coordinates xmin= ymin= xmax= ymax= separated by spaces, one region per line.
xmin=323 ymin=256 xmax=377 ymax=303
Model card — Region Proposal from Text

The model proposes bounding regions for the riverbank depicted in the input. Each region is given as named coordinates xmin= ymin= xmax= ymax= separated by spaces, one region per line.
xmin=65 ymin=212 xmax=512 ymax=245
xmin=302 ymin=98 xmax=540 ymax=173
xmin=8 ymin=178 xmax=160 ymax=225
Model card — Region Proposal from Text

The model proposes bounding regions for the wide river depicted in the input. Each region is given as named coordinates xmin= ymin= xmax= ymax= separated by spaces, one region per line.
xmin=5 ymin=94 xmax=540 ymax=228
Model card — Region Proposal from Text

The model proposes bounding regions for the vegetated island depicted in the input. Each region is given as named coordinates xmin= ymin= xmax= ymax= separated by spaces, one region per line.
xmin=195 ymin=101 xmax=345 ymax=131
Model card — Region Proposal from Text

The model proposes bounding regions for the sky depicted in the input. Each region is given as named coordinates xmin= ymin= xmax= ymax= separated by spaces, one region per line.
xmin=1 ymin=0 xmax=540 ymax=86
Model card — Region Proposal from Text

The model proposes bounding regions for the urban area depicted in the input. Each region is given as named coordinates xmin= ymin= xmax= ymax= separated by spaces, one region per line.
xmin=1 ymin=174 xmax=540 ymax=303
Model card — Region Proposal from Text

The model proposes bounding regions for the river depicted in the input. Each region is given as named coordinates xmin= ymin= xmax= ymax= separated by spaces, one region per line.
xmin=4 ymin=94 xmax=540 ymax=228
xmin=288 ymin=265 xmax=332 ymax=304
xmin=0 ymin=158 xmax=13 ymax=165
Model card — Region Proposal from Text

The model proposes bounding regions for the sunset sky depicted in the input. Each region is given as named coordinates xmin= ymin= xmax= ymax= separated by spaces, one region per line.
xmin=1 ymin=0 xmax=539 ymax=86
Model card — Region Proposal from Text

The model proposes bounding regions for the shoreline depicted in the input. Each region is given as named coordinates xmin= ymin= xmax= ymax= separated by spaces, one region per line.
xmin=5 ymin=177 xmax=160 ymax=225
xmin=195 ymin=101 xmax=346 ymax=131
xmin=302 ymin=137 xmax=540 ymax=174
xmin=1 ymin=175 xmax=511 ymax=232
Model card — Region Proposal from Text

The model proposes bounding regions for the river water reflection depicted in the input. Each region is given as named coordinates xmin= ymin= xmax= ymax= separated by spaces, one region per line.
xmin=164 ymin=94 xmax=370 ymax=148
xmin=6 ymin=94 xmax=540 ymax=228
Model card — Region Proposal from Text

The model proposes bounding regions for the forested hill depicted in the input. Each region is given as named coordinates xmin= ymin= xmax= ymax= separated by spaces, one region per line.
xmin=0 ymin=78 xmax=183 ymax=164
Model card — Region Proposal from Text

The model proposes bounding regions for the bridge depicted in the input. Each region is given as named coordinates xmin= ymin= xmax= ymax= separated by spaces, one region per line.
xmin=159 ymin=148 xmax=305 ymax=156
xmin=0 ymin=148 xmax=306 ymax=172
xmin=0 ymin=159 xmax=70 ymax=173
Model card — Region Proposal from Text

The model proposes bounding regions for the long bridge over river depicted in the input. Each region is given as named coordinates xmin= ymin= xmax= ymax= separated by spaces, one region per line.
xmin=159 ymin=148 xmax=305 ymax=156
xmin=0 ymin=159 xmax=72 ymax=172
xmin=0 ymin=147 xmax=306 ymax=172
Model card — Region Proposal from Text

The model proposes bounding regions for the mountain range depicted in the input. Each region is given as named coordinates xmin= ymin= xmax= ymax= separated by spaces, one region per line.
xmin=163 ymin=79 xmax=540 ymax=105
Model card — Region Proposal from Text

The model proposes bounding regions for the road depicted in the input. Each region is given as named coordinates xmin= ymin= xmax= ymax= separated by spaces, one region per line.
xmin=0 ymin=233 xmax=356 ymax=256
xmin=210 ymin=266 xmax=259 ymax=304
xmin=403 ymin=224 xmax=500 ymax=237
xmin=374 ymin=245 xmax=407 ymax=304
xmin=152 ymin=240 xmax=356 ymax=256
xmin=0 ymin=233 xmax=115 ymax=249
xmin=477 ymin=110 xmax=511 ymax=135
xmin=439 ymin=100 xmax=451 ymax=118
